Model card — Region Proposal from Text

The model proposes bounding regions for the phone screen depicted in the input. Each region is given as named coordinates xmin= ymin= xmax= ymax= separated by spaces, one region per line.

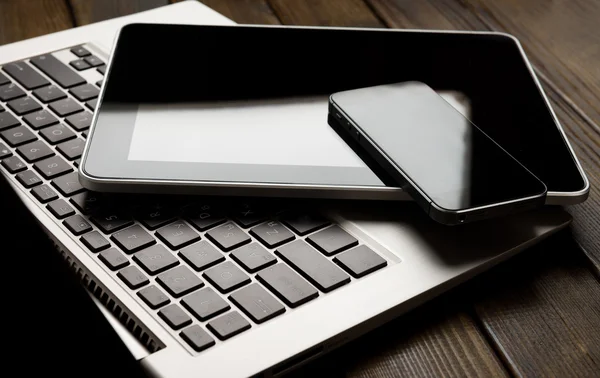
xmin=331 ymin=82 xmax=547 ymax=211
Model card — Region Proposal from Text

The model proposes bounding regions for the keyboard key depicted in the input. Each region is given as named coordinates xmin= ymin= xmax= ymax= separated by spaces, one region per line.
xmin=23 ymin=110 xmax=59 ymax=129
xmin=17 ymin=140 xmax=54 ymax=162
xmin=0 ymin=142 xmax=10 ymax=158
xmin=306 ymin=225 xmax=358 ymax=256
xmin=81 ymin=230 xmax=110 ymax=252
xmin=70 ymin=191 xmax=102 ymax=214
xmin=42 ymin=169 xmax=79 ymax=199
xmin=31 ymin=184 xmax=58 ymax=203
xmin=0 ymin=111 xmax=20 ymax=131
xmin=84 ymin=55 xmax=104 ymax=67
xmin=138 ymin=285 xmax=170 ymax=309
xmin=111 ymin=225 xmax=156 ymax=254
xmin=1 ymin=126 xmax=37 ymax=147
xmin=156 ymin=222 xmax=200 ymax=250
xmin=30 ymin=54 xmax=86 ymax=88
xmin=3 ymin=61 xmax=50 ymax=89
xmin=69 ymin=59 xmax=91 ymax=71
xmin=137 ymin=203 xmax=176 ymax=230
xmin=96 ymin=65 xmax=106 ymax=75
xmin=276 ymin=240 xmax=350 ymax=293
xmin=51 ymin=171 xmax=85 ymax=196
xmin=57 ymin=138 xmax=85 ymax=160
xmin=1 ymin=155 xmax=27 ymax=173
xmin=179 ymin=241 xmax=225 ymax=272
xmin=90 ymin=209 xmax=134 ymax=234
xmin=181 ymin=287 xmax=230 ymax=321
xmin=34 ymin=155 xmax=72 ymax=179
xmin=0 ymin=72 xmax=9 ymax=85
xmin=71 ymin=46 xmax=91 ymax=57
xmin=180 ymin=325 xmax=215 ymax=352
xmin=250 ymin=221 xmax=295 ymax=248
xmin=185 ymin=204 xmax=226 ymax=231
xmin=98 ymin=248 xmax=129 ymax=271
xmin=158 ymin=304 xmax=192 ymax=330
xmin=7 ymin=96 xmax=42 ymax=115
xmin=230 ymin=243 xmax=276 ymax=273
xmin=16 ymin=170 xmax=42 ymax=188
xmin=47 ymin=199 xmax=75 ymax=219
xmin=133 ymin=244 xmax=179 ymax=275
xmin=49 ymin=98 xmax=83 ymax=117
xmin=229 ymin=283 xmax=285 ymax=324
xmin=257 ymin=264 xmax=319 ymax=308
xmin=205 ymin=222 xmax=250 ymax=252
xmin=2 ymin=62 xmax=47 ymax=91
xmin=0 ymin=83 xmax=26 ymax=101
xmin=33 ymin=85 xmax=67 ymax=103
xmin=334 ymin=245 xmax=387 ymax=278
xmin=65 ymin=112 xmax=92 ymax=131
xmin=63 ymin=214 xmax=92 ymax=235
xmin=281 ymin=213 xmax=330 ymax=236
xmin=40 ymin=123 xmax=76 ymax=144
xmin=203 ymin=261 xmax=250 ymax=294
xmin=117 ymin=265 xmax=149 ymax=289
xmin=157 ymin=266 xmax=204 ymax=298
xmin=232 ymin=203 xmax=266 ymax=228
xmin=69 ymin=84 xmax=99 ymax=101
xmin=85 ymin=98 xmax=97 ymax=111
xmin=207 ymin=311 xmax=250 ymax=340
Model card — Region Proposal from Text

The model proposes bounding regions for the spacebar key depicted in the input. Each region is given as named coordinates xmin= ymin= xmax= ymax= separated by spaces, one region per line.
xmin=276 ymin=240 xmax=350 ymax=293
xmin=30 ymin=54 xmax=85 ymax=88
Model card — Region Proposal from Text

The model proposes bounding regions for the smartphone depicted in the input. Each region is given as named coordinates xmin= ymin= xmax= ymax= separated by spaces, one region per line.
xmin=329 ymin=81 xmax=547 ymax=225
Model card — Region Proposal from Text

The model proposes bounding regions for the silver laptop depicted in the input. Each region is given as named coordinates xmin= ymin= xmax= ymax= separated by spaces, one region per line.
xmin=0 ymin=2 xmax=576 ymax=377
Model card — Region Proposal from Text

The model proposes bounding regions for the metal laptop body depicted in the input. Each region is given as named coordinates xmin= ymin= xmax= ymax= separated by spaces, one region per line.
xmin=0 ymin=1 xmax=577 ymax=377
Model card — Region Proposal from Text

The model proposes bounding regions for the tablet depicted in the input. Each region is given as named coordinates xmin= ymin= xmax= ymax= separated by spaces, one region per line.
xmin=80 ymin=23 xmax=588 ymax=203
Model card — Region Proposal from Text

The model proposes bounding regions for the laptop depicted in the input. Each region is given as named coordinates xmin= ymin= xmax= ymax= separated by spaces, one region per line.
xmin=0 ymin=1 xmax=573 ymax=377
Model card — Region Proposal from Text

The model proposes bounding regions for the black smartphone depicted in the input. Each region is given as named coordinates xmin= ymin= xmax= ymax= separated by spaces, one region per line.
xmin=329 ymin=81 xmax=547 ymax=225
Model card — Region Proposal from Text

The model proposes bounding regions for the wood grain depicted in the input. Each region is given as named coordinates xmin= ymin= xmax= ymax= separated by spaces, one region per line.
xmin=69 ymin=0 xmax=169 ymax=26
xmin=0 ymin=0 xmax=73 ymax=46
xmin=268 ymin=0 xmax=383 ymax=27
xmin=195 ymin=0 xmax=281 ymax=25
xmin=472 ymin=232 xmax=600 ymax=376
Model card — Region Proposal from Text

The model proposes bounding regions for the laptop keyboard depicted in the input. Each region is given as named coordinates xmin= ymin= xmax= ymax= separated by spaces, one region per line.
xmin=0 ymin=44 xmax=389 ymax=354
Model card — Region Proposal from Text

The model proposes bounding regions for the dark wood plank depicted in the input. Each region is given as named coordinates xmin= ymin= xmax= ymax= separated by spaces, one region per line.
xmin=472 ymin=232 xmax=600 ymax=376
xmin=0 ymin=0 xmax=73 ymax=46
xmin=194 ymin=0 xmax=281 ymax=25
xmin=367 ymin=0 xmax=486 ymax=30
xmin=268 ymin=0 xmax=383 ymax=27
xmin=368 ymin=0 xmax=600 ymax=270
xmin=69 ymin=0 xmax=169 ymax=26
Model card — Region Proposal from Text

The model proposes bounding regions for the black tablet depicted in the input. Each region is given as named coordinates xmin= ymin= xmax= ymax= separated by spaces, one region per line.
xmin=80 ymin=23 xmax=588 ymax=203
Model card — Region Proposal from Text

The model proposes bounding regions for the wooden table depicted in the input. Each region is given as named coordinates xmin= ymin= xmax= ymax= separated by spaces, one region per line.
xmin=1 ymin=1 xmax=598 ymax=377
